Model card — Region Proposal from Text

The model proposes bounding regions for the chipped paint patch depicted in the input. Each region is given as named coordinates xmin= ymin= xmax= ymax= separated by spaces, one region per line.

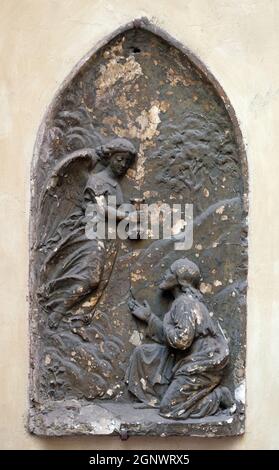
xmin=200 ymin=282 xmax=212 ymax=294
xmin=82 ymin=294 xmax=100 ymax=308
xmin=216 ymin=205 xmax=225 ymax=214
xmin=44 ymin=354 xmax=51 ymax=365
xmin=140 ymin=378 xmax=147 ymax=390
xmin=129 ymin=330 xmax=143 ymax=346
xmin=235 ymin=381 xmax=245 ymax=404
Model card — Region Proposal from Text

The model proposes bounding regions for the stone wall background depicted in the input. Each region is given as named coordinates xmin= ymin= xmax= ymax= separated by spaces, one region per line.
xmin=0 ymin=0 xmax=278 ymax=449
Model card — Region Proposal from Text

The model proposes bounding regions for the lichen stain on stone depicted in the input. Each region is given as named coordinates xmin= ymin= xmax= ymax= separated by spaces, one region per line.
xmin=103 ymin=38 xmax=124 ymax=59
xmin=115 ymin=93 xmax=137 ymax=110
xmin=113 ymin=101 xmax=162 ymax=142
xmin=102 ymin=115 xmax=122 ymax=128
xmin=143 ymin=190 xmax=159 ymax=199
xmin=112 ymin=100 xmax=166 ymax=185
xmin=131 ymin=270 xmax=144 ymax=282
xmin=95 ymin=56 xmax=142 ymax=103
xmin=137 ymin=103 xmax=161 ymax=140
xmin=166 ymin=67 xmax=194 ymax=87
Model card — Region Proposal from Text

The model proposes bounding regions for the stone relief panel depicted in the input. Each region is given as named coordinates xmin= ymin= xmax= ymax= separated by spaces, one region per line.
xmin=29 ymin=20 xmax=248 ymax=437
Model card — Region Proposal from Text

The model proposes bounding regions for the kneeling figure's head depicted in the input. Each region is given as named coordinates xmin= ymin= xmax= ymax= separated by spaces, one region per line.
xmin=159 ymin=258 xmax=201 ymax=291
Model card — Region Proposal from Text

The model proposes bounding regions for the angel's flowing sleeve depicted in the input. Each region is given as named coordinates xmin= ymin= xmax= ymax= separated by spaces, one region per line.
xmin=163 ymin=298 xmax=196 ymax=350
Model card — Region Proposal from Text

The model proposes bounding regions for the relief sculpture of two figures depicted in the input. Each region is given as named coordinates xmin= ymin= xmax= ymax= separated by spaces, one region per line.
xmin=30 ymin=23 xmax=247 ymax=437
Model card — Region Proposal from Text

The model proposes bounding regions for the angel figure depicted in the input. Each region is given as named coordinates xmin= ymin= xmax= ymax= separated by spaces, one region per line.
xmin=37 ymin=138 xmax=138 ymax=330
xmin=126 ymin=257 xmax=234 ymax=419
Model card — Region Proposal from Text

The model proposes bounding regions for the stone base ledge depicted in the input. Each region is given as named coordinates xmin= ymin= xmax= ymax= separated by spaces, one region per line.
xmin=29 ymin=400 xmax=245 ymax=438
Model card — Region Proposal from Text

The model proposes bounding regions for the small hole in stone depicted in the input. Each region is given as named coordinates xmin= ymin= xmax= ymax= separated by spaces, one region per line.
xmin=131 ymin=47 xmax=141 ymax=53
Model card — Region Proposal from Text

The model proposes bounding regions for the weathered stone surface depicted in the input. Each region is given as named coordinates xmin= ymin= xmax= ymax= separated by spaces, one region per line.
xmin=29 ymin=19 xmax=247 ymax=437
xmin=29 ymin=400 xmax=244 ymax=437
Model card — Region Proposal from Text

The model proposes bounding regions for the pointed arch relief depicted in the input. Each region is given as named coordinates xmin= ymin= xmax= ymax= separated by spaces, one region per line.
xmin=29 ymin=19 xmax=248 ymax=437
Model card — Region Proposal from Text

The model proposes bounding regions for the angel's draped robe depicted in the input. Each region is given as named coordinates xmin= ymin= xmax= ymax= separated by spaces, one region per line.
xmin=38 ymin=171 xmax=124 ymax=320
xmin=126 ymin=290 xmax=230 ymax=419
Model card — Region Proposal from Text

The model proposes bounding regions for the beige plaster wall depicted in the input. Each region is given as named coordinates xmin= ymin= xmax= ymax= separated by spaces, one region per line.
xmin=0 ymin=0 xmax=278 ymax=450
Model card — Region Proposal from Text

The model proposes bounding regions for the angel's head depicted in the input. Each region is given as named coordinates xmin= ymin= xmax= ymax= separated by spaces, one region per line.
xmin=97 ymin=138 xmax=137 ymax=177
xmin=159 ymin=258 xmax=201 ymax=292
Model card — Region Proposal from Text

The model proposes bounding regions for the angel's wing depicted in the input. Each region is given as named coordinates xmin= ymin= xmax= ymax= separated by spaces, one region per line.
xmin=39 ymin=148 xmax=98 ymax=206
xmin=36 ymin=148 xmax=99 ymax=254
xmin=34 ymin=102 xmax=104 ymax=251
